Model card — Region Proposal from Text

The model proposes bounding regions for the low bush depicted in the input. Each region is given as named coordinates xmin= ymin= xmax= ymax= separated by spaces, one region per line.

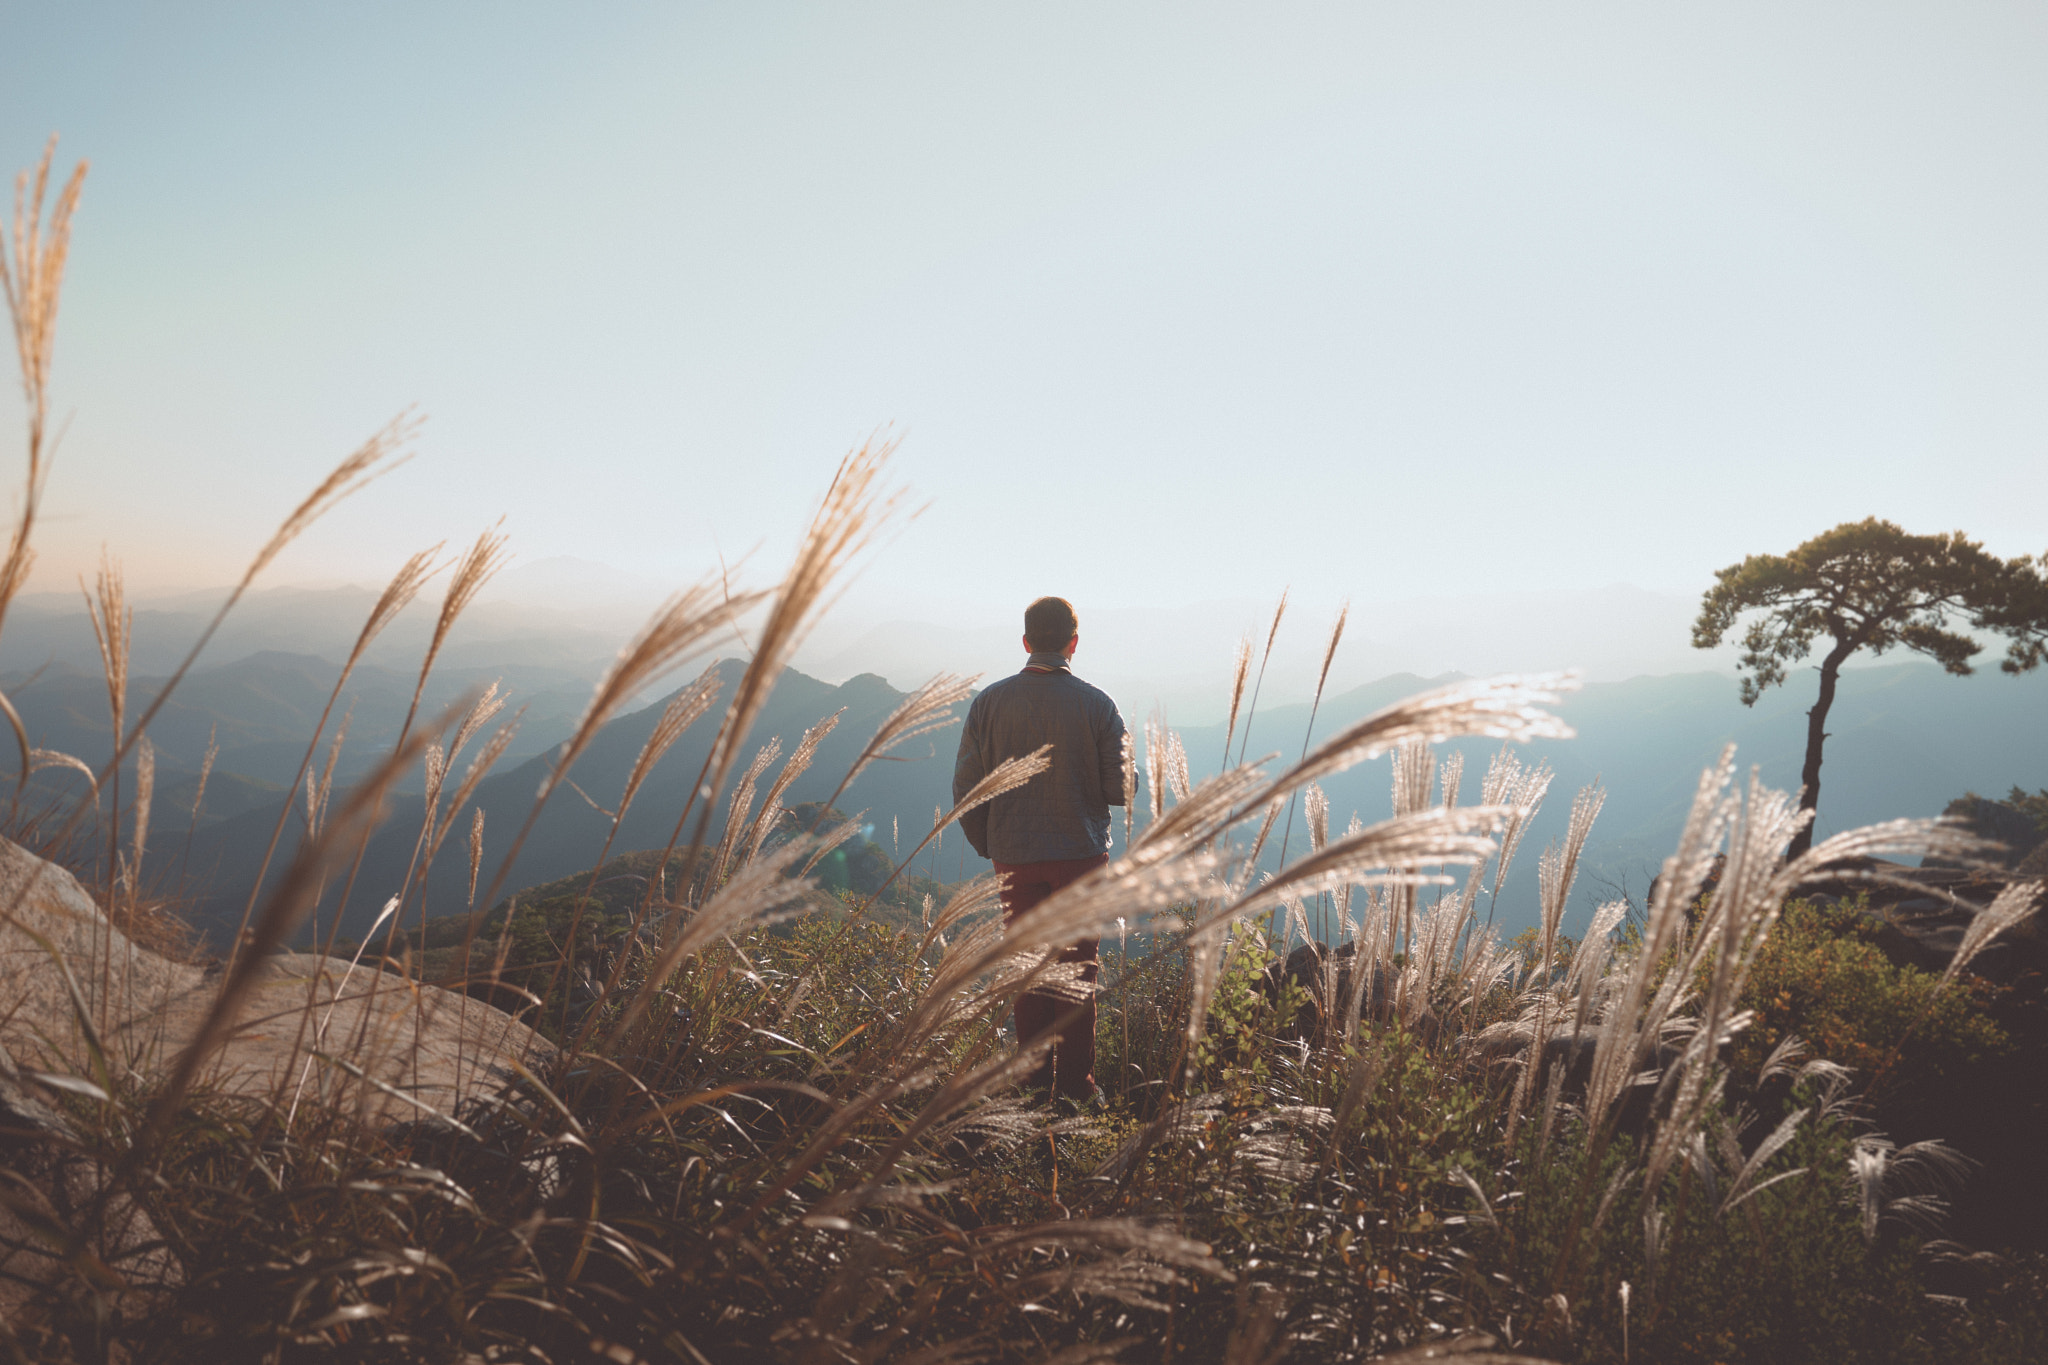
xmin=1727 ymin=896 xmax=2009 ymax=1129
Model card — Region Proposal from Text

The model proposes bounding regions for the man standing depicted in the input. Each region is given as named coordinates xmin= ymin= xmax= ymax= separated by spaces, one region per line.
xmin=954 ymin=596 xmax=1128 ymax=1105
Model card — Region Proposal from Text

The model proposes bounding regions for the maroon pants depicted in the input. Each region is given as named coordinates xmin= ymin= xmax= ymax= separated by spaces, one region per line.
xmin=994 ymin=853 xmax=1108 ymax=1098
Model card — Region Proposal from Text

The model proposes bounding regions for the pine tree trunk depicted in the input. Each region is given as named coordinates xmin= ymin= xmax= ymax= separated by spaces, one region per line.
xmin=1789 ymin=638 xmax=1857 ymax=860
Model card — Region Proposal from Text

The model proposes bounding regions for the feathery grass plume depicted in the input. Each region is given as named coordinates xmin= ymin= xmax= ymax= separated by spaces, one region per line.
xmin=0 ymin=686 xmax=29 ymax=802
xmin=1221 ymin=635 xmax=1253 ymax=767
xmin=1234 ymin=590 xmax=1288 ymax=768
xmin=1697 ymin=809 xmax=1995 ymax=1108
xmin=748 ymin=711 xmax=839 ymax=864
xmin=429 ymin=713 xmax=520 ymax=860
xmin=838 ymin=740 xmax=1041 ymax=914
xmin=1507 ymin=783 xmax=1605 ymax=1141
xmin=1532 ymin=783 xmax=1605 ymax=979
xmin=1715 ymin=1103 xmax=1812 ymax=1218
xmin=0 ymin=139 xmax=85 ymax=643
xmin=390 ymin=682 xmax=505 ymax=891
xmin=1479 ymin=750 xmax=1553 ymax=939
xmin=1164 ymin=727 xmax=1192 ymax=804
xmin=1392 ymin=739 xmax=1434 ymax=818
xmin=1261 ymin=673 xmax=1577 ymax=814
xmin=83 ymin=552 xmax=130 ymax=879
xmin=1385 ymin=740 xmax=1434 ymax=965
xmin=418 ymin=743 xmax=447 ymax=843
xmin=1130 ymin=760 xmax=1273 ymax=868
xmin=80 ymin=555 xmax=134 ymax=1027
xmin=971 ymin=1219 xmax=1231 ymax=1306
xmin=677 ymin=435 xmax=916 ymax=881
xmin=821 ymin=875 xmax=1010 ymax=1062
xmin=1580 ymin=746 xmax=1739 ymax=1142
xmin=1437 ymin=749 xmax=1464 ymax=809
xmin=307 ymin=703 xmax=353 ymax=838
xmin=1563 ymin=898 xmax=1626 ymax=1023
xmin=1566 ymin=767 xmax=1964 ymax=1240
xmin=124 ymin=736 xmax=153 ymax=902
xmin=392 ymin=683 xmax=512 ymax=914
xmin=1945 ymin=877 xmax=2043 ymax=980
xmin=445 ymin=679 xmax=507 ymax=767
xmin=82 ymin=550 xmax=129 ymax=746
xmin=174 ymin=719 xmax=220 ymax=878
xmin=1144 ymin=711 xmax=1167 ymax=821
xmin=467 ymin=807 xmax=484 ymax=909
xmin=539 ymin=671 xmax=726 ymax=985
xmin=619 ymin=668 xmax=724 ymax=838
xmin=400 ymin=523 xmax=510 ymax=743
xmin=1179 ymin=919 xmax=1234 ymax=1082
xmin=709 ymin=739 xmax=781 ymax=890
xmin=1850 ymin=1136 xmax=1973 ymax=1242
xmin=543 ymin=671 xmax=726 ymax=1016
xmin=1122 ymin=732 xmax=1138 ymax=847
xmin=1216 ymin=805 xmax=1508 ymax=932
xmin=1206 ymin=793 xmax=1502 ymax=1058
xmin=1304 ymin=783 xmax=1329 ymax=854
xmin=869 ymin=842 xmax=1224 ymax=1094
xmin=408 ymin=709 xmax=522 ymax=999
xmin=193 ymin=721 xmax=218 ymax=812
xmin=250 ymin=422 xmax=421 ymax=592
xmin=1304 ymin=781 xmax=1329 ymax=943
xmin=226 ymin=545 xmax=442 ymax=964
xmin=1334 ymin=811 xmax=1363 ymax=936
xmin=26 ymin=747 xmax=96 ymax=800
xmin=812 ymin=671 xmax=975 ymax=825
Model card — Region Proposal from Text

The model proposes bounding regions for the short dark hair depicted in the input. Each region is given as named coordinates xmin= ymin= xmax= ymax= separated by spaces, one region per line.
xmin=1024 ymin=596 xmax=1078 ymax=652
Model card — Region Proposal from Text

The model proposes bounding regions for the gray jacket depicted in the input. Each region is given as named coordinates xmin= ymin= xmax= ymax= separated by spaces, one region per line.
xmin=953 ymin=654 xmax=1128 ymax=864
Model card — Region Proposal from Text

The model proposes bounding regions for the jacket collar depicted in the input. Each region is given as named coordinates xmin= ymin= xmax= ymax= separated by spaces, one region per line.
xmin=1022 ymin=650 xmax=1073 ymax=673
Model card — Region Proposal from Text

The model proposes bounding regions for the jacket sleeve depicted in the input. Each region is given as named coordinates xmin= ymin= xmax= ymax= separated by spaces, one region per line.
xmin=1099 ymin=701 xmax=1129 ymax=808
xmin=953 ymin=699 xmax=991 ymax=859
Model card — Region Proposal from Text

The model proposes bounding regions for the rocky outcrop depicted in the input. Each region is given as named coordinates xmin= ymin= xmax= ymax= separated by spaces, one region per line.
xmin=0 ymin=836 xmax=556 ymax=1338
xmin=1925 ymin=791 xmax=2047 ymax=871
xmin=0 ymin=836 xmax=201 ymax=1053
xmin=0 ymin=835 xmax=551 ymax=1123
xmin=1801 ymin=858 xmax=2046 ymax=982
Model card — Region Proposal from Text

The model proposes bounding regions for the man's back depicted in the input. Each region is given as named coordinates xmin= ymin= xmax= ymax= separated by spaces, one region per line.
xmin=954 ymin=664 xmax=1127 ymax=864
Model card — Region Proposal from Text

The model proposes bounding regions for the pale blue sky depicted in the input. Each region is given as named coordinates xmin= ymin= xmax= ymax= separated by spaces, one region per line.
xmin=5 ymin=3 xmax=2046 ymax=634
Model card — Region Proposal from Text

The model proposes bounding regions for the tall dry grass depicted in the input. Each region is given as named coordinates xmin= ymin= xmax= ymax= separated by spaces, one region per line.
xmin=0 ymin=140 xmax=2043 ymax=1364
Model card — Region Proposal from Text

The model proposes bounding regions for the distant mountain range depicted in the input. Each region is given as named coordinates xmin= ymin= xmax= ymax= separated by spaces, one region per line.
xmin=176 ymin=659 xmax=972 ymax=949
xmin=5 ymin=573 xmax=2041 ymax=952
xmin=153 ymin=654 xmax=2046 ymax=954
xmin=1 ymin=651 xmax=594 ymax=802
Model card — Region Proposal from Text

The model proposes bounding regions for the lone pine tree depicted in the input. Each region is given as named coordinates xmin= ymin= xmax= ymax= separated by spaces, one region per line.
xmin=1692 ymin=517 xmax=2048 ymax=859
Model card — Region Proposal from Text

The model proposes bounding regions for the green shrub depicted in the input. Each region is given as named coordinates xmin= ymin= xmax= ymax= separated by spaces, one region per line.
xmin=1727 ymin=897 xmax=2008 ymax=1125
